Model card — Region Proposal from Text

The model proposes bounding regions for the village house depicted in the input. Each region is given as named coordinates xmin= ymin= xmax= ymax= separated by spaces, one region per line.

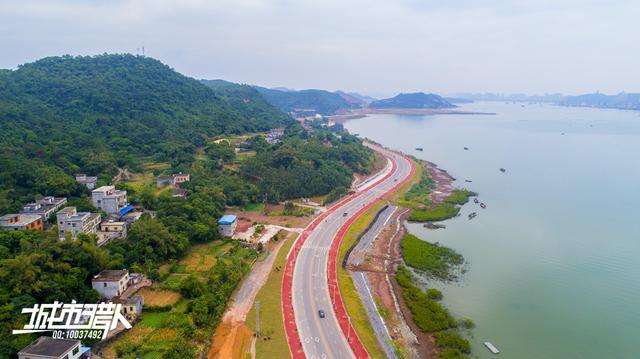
xmin=0 ymin=213 xmax=43 ymax=231
xmin=92 ymin=186 xmax=127 ymax=214
xmin=20 ymin=196 xmax=67 ymax=221
xmin=112 ymin=295 xmax=144 ymax=321
xmin=156 ymin=172 xmax=190 ymax=187
xmin=218 ymin=214 xmax=237 ymax=237
xmin=57 ymin=207 xmax=101 ymax=240
xmin=96 ymin=220 xmax=128 ymax=246
xmin=18 ymin=336 xmax=91 ymax=359
xmin=266 ymin=127 xmax=285 ymax=144
xmin=92 ymin=269 xmax=129 ymax=300
xmin=75 ymin=174 xmax=98 ymax=190
xmin=171 ymin=187 xmax=188 ymax=199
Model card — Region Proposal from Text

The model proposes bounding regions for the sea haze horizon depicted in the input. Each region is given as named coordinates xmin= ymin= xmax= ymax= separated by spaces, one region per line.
xmin=344 ymin=102 xmax=640 ymax=359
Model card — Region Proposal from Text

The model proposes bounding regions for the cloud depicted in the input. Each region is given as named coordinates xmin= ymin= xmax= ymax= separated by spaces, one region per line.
xmin=0 ymin=0 xmax=638 ymax=95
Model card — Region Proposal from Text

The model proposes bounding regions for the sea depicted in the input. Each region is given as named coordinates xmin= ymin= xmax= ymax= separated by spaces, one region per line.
xmin=344 ymin=102 xmax=640 ymax=359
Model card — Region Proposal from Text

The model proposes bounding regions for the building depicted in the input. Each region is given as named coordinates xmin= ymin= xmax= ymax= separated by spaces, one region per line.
xmin=92 ymin=269 xmax=129 ymax=299
xmin=171 ymin=187 xmax=188 ymax=199
xmin=266 ymin=128 xmax=285 ymax=144
xmin=97 ymin=220 xmax=128 ymax=245
xmin=18 ymin=336 xmax=90 ymax=359
xmin=218 ymin=214 xmax=237 ymax=237
xmin=20 ymin=196 xmax=67 ymax=220
xmin=112 ymin=295 xmax=144 ymax=321
xmin=92 ymin=186 xmax=127 ymax=214
xmin=156 ymin=172 xmax=190 ymax=187
xmin=56 ymin=207 xmax=101 ymax=240
xmin=75 ymin=174 xmax=97 ymax=190
xmin=0 ymin=213 xmax=43 ymax=231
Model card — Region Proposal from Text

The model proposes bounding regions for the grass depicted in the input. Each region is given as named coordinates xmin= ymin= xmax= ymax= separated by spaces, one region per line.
xmin=241 ymin=202 xmax=265 ymax=213
xmin=408 ymin=203 xmax=460 ymax=222
xmin=138 ymin=311 xmax=172 ymax=328
xmin=443 ymin=189 xmax=477 ymax=206
xmin=337 ymin=200 xmax=388 ymax=359
xmin=245 ymin=233 xmax=297 ymax=359
xmin=400 ymin=234 xmax=464 ymax=281
xmin=395 ymin=266 xmax=470 ymax=358
xmin=138 ymin=288 xmax=182 ymax=307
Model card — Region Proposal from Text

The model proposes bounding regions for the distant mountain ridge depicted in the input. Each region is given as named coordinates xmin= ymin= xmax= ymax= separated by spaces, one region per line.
xmin=559 ymin=92 xmax=640 ymax=110
xmin=252 ymin=86 xmax=361 ymax=115
xmin=369 ymin=92 xmax=455 ymax=109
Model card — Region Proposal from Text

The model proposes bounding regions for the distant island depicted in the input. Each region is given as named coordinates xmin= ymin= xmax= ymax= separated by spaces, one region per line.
xmin=369 ymin=92 xmax=455 ymax=109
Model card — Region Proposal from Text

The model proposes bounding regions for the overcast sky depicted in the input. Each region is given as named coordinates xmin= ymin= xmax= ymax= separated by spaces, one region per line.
xmin=1 ymin=0 xmax=638 ymax=97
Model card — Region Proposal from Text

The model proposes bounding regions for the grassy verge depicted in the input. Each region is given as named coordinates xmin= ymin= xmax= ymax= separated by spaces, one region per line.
xmin=245 ymin=233 xmax=297 ymax=359
xmin=396 ymin=266 xmax=471 ymax=358
xmin=401 ymin=234 xmax=464 ymax=281
xmin=337 ymin=200 xmax=388 ymax=359
xmin=409 ymin=203 xmax=460 ymax=222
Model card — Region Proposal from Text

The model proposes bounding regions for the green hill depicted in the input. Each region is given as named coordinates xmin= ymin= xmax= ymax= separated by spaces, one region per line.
xmin=369 ymin=92 xmax=455 ymax=109
xmin=253 ymin=86 xmax=359 ymax=115
xmin=0 ymin=54 xmax=293 ymax=211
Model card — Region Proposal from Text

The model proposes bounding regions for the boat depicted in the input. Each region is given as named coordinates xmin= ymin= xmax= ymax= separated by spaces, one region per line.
xmin=473 ymin=198 xmax=479 ymax=204
xmin=499 ymin=168 xmax=506 ymax=173
xmin=464 ymin=147 xmax=469 ymax=150
xmin=480 ymin=203 xmax=486 ymax=209
xmin=465 ymin=179 xmax=473 ymax=183
xmin=484 ymin=341 xmax=500 ymax=354
xmin=468 ymin=212 xmax=477 ymax=220
xmin=415 ymin=147 xmax=423 ymax=151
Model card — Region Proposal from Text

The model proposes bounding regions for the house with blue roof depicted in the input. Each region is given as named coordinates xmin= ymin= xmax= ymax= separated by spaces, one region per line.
xmin=218 ymin=214 xmax=237 ymax=237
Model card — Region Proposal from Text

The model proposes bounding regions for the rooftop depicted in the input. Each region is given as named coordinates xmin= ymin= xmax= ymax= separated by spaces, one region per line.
xmin=18 ymin=336 xmax=79 ymax=357
xmin=93 ymin=269 xmax=128 ymax=281
xmin=93 ymin=185 xmax=115 ymax=192
xmin=218 ymin=214 xmax=237 ymax=225
xmin=0 ymin=213 xmax=41 ymax=226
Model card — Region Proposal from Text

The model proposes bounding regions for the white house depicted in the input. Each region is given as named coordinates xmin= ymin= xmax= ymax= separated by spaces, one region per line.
xmin=218 ymin=214 xmax=237 ymax=237
xmin=57 ymin=207 xmax=101 ymax=240
xmin=92 ymin=186 xmax=127 ymax=214
xmin=92 ymin=269 xmax=129 ymax=299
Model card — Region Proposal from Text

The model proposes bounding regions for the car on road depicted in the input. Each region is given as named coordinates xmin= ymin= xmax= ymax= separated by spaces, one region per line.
xmin=343 ymin=212 xmax=348 ymax=217
xmin=318 ymin=310 xmax=325 ymax=318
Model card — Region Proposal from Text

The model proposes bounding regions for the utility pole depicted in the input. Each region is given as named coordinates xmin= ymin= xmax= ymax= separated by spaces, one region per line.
xmin=255 ymin=300 xmax=260 ymax=337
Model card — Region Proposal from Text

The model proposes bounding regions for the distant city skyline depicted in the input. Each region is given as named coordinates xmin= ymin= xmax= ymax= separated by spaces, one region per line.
xmin=1 ymin=0 xmax=638 ymax=97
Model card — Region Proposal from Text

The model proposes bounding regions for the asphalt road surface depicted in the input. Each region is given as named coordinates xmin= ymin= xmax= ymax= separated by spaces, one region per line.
xmin=291 ymin=145 xmax=412 ymax=359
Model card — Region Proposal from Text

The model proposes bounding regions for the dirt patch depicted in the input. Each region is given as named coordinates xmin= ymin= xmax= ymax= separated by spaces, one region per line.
xmin=228 ymin=209 xmax=313 ymax=228
xmin=138 ymin=288 xmax=181 ymax=307
xmin=425 ymin=161 xmax=456 ymax=203
xmin=209 ymin=322 xmax=254 ymax=359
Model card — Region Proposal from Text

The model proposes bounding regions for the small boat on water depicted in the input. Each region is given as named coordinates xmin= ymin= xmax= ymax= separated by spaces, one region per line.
xmin=480 ymin=203 xmax=486 ymax=209
xmin=464 ymin=147 xmax=469 ymax=150
xmin=468 ymin=212 xmax=477 ymax=220
xmin=499 ymin=168 xmax=506 ymax=173
xmin=415 ymin=147 xmax=424 ymax=151
xmin=465 ymin=179 xmax=473 ymax=183
xmin=484 ymin=341 xmax=500 ymax=354
xmin=473 ymin=198 xmax=479 ymax=204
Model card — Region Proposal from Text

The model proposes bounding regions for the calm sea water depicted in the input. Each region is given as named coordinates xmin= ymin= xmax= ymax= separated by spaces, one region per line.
xmin=344 ymin=102 xmax=640 ymax=359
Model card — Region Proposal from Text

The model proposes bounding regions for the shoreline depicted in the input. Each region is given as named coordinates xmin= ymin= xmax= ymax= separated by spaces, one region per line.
xmin=351 ymin=155 xmax=472 ymax=358
xmin=327 ymin=107 xmax=496 ymax=123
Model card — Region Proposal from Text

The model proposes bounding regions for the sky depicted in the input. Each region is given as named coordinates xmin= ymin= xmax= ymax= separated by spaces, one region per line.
xmin=1 ymin=0 xmax=638 ymax=97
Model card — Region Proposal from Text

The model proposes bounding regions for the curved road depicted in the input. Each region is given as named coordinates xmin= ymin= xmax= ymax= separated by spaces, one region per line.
xmin=291 ymin=145 xmax=413 ymax=359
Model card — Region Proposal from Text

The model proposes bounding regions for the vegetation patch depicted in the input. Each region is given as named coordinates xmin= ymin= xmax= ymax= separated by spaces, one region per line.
xmin=400 ymin=234 xmax=464 ymax=281
xmin=245 ymin=233 xmax=297 ymax=359
xmin=139 ymin=288 xmax=182 ymax=308
xmin=395 ymin=266 xmax=470 ymax=358
xmin=443 ymin=189 xmax=477 ymax=206
xmin=409 ymin=203 xmax=460 ymax=222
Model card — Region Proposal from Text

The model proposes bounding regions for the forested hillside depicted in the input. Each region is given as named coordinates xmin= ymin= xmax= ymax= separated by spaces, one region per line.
xmin=253 ymin=86 xmax=359 ymax=115
xmin=0 ymin=54 xmax=293 ymax=211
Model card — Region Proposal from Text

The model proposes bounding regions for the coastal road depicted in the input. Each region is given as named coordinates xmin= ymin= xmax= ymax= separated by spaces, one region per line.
xmin=290 ymin=145 xmax=413 ymax=359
